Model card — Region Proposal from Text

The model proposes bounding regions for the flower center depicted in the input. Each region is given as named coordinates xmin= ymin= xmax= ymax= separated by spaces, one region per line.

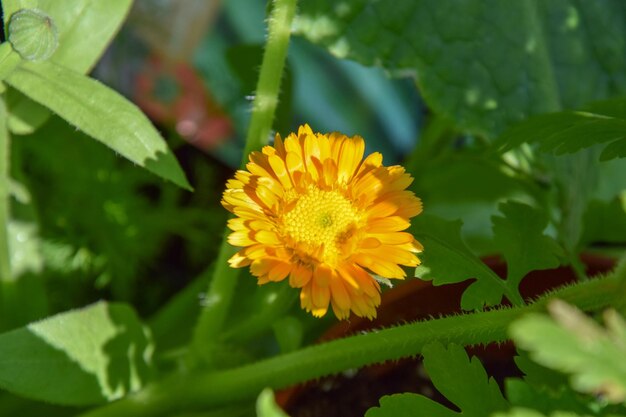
xmin=282 ymin=187 xmax=360 ymax=264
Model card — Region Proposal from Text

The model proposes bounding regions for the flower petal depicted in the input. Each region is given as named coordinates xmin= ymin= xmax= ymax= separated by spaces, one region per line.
xmin=336 ymin=135 xmax=365 ymax=183
xmin=289 ymin=265 xmax=312 ymax=288
xmin=366 ymin=216 xmax=411 ymax=233
xmin=268 ymin=262 xmax=292 ymax=282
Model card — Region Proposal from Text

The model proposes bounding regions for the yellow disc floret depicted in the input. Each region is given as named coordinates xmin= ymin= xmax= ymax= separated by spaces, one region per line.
xmin=282 ymin=186 xmax=360 ymax=266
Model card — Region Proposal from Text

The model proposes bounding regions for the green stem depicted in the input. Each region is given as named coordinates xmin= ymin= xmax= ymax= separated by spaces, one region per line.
xmin=189 ymin=0 xmax=297 ymax=363
xmin=0 ymin=98 xmax=11 ymax=283
xmin=243 ymin=0 xmax=297 ymax=158
xmin=81 ymin=274 xmax=622 ymax=417
xmin=0 ymin=97 xmax=15 ymax=333
xmin=569 ymin=253 xmax=588 ymax=282
xmin=188 ymin=235 xmax=238 ymax=363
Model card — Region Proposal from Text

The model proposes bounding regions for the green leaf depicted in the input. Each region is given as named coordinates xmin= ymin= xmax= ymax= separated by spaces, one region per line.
xmin=295 ymin=0 xmax=626 ymax=138
xmin=505 ymin=354 xmax=611 ymax=416
xmin=582 ymin=198 xmax=626 ymax=246
xmin=256 ymin=388 xmax=289 ymax=417
xmin=0 ymin=43 xmax=22 ymax=86
xmin=3 ymin=0 xmax=132 ymax=73
xmin=510 ymin=300 xmax=626 ymax=404
xmin=6 ymin=61 xmax=191 ymax=189
xmin=492 ymin=201 xmax=564 ymax=299
xmin=0 ymin=301 xmax=153 ymax=405
xmin=496 ymin=98 xmax=626 ymax=161
xmin=5 ymin=88 xmax=50 ymax=135
xmin=366 ymin=343 xmax=509 ymax=417
xmin=412 ymin=215 xmax=514 ymax=309
xmin=272 ymin=315 xmax=303 ymax=353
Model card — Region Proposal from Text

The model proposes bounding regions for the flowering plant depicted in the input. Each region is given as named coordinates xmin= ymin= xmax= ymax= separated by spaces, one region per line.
xmin=0 ymin=1 xmax=624 ymax=417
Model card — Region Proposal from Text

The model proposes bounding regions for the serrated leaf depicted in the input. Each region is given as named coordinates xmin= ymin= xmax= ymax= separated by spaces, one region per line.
xmin=411 ymin=214 xmax=509 ymax=310
xmin=366 ymin=343 xmax=509 ymax=417
xmin=511 ymin=301 xmax=626 ymax=404
xmin=6 ymin=61 xmax=191 ymax=190
xmin=496 ymin=98 xmax=626 ymax=161
xmin=0 ymin=301 xmax=153 ymax=405
xmin=295 ymin=1 xmax=626 ymax=138
xmin=256 ymin=389 xmax=289 ymax=417
xmin=492 ymin=201 xmax=564 ymax=299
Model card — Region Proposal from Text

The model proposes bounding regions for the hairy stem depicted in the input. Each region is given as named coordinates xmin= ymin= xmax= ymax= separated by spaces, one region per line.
xmin=189 ymin=0 xmax=297 ymax=364
xmin=81 ymin=273 xmax=622 ymax=417
xmin=243 ymin=0 xmax=297 ymax=158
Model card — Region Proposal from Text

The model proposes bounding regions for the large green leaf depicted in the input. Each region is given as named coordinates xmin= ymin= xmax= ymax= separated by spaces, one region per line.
xmin=366 ymin=343 xmax=509 ymax=417
xmin=0 ymin=301 xmax=153 ymax=405
xmin=511 ymin=300 xmax=626 ymax=404
xmin=492 ymin=201 xmax=564 ymax=301
xmin=6 ymin=61 xmax=191 ymax=189
xmin=295 ymin=0 xmax=626 ymax=137
xmin=412 ymin=215 xmax=513 ymax=310
xmin=496 ymin=98 xmax=626 ymax=161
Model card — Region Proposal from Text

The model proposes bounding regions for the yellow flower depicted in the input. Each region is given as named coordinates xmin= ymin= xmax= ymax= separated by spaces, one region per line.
xmin=222 ymin=125 xmax=423 ymax=319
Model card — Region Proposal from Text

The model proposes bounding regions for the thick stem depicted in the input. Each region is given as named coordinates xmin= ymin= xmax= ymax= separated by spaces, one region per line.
xmin=242 ymin=0 xmax=297 ymax=158
xmin=189 ymin=0 xmax=297 ymax=363
xmin=0 ymin=99 xmax=9 ymax=281
xmin=81 ymin=274 xmax=622 ymax=417
xmin=188 ymin=239 xmax=237 ymax=363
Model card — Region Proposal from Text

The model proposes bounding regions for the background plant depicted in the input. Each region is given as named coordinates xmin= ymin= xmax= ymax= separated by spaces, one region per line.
xmin=0 ymin=1 xmax=624 ymax=417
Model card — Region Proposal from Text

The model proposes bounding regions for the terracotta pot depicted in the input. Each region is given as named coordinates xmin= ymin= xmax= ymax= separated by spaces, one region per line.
xmin=276 ymin=254 xmax=616 ymax=417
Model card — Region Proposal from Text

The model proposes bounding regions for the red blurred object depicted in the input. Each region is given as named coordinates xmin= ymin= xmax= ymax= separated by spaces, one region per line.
xmin=276 ymin=254 xmax=616 ymax=417
xmin=134 ymin=55 xmax=233 ymax=152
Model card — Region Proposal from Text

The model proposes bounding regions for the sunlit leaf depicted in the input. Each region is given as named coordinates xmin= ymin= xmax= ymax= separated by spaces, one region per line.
xmin=6 ymin=61 xmax=191 ymax=189
xmin=366 ymin=343 xmax=509 ymax=417
xmin=511 ymin=300 xmax=626 ymax=404
xmin=295 ymin=1 xmax=626 ymax=138
xmin=0 ymin=301 xmax=153 ymax=405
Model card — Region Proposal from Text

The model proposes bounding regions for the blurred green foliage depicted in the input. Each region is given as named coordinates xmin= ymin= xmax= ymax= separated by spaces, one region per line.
xmin=0 ymin=1 xmax=624 ymax=417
